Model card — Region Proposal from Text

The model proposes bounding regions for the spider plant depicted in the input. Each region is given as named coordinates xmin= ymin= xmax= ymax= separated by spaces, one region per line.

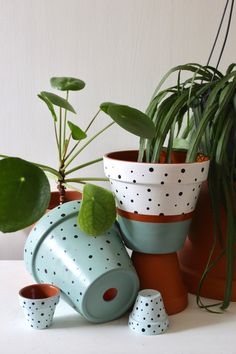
xmin=139 ymin=62 xmax=236 ymax=311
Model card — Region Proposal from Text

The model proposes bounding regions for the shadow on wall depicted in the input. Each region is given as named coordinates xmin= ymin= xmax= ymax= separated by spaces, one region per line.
xmin=0 ymin=228 xmax=30 ymax=260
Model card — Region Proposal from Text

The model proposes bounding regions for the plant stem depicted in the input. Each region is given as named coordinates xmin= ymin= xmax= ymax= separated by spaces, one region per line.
xmin=64 ymin=122 xmax=115 ymax=169
xmin=65 ymin=177 xmax=109 ymax=183
xmin=59 ymin=107 xmax=62 ymax=161
xmin=85 ymin=109 xmax=101 ymax=133
xmin=64 ymin=158 xmax=103 ymax=176
xmin=62 ymin=91 xmax=69 ymax=154
xmin=64 ymin=109 xmax=101 ymax=163
xmin=54 ymin=121 xmax=60 ymax=155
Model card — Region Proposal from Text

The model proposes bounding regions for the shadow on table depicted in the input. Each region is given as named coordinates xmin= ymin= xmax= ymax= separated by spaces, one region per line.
xmin=51 ymin=314 xmax=89 ymax=329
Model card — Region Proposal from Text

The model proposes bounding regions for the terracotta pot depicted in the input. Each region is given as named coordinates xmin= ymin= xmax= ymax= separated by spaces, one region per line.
xmin=103 ymin=150 xmax=209 ymax=314
xmin=178 ymin=182 xmax=236 ymax=300
xmin=48 ymin=190 xmax=82 ymax=209
xmin=132 ymin=252 xmax=188 ymax=315
xmin=103 ymin=150 xmax=209 ymax=254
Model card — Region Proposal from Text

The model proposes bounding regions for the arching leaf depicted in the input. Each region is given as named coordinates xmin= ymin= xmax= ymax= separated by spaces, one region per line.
xmin=100 ymin=102 xmax=155 ymax=138
xmin=40 ymin=91 xmax=76 ymax=113
xmin=38 ymin=93 xmax=57 ymax=122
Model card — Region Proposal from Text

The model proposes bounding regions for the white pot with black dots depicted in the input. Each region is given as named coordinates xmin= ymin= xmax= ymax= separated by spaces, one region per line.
xmin=24 ymin=200 xmax=139 ymax=323
xmin=103 ymin=150 xmax=210 ymax=254
xmin=18 ymin=284 xmax=60 ymax=329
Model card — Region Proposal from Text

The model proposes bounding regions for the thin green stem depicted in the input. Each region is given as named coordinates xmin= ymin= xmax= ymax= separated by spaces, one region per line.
xmin=59 ymin=107 xmax=62 ymax=161
xmin=85 ymin=109 xmax=101 ymax=133
xmin=63 ymin=90 xmax=69 ymax=152
xmin=64 ymin=110 xmax=101 ymax=163
xmin=65 ymin=177 xmax=109 ymax=183
xmin=65 ymin=158 xmax=103 ymax=176
xmin=54 ymin=121 xmax=60 ymax=155
xmin=64 ymin=122 xmax=115 ymax=169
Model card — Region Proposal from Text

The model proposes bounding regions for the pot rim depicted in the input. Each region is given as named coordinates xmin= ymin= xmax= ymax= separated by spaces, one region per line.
xmin=104 ymin=150 xmax=209 ymax=166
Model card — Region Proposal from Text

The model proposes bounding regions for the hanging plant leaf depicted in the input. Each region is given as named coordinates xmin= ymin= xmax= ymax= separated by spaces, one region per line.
xmin=40 ymin=91 xmax=76 ymax=113
xmin=38 ymin=93 xmax=57 ymax=122
xmin=0 ymin=158 xmax=50 ymax=233
xmin=78 ymin=184 xmax=116 ymax=236
xmin=50 ymin=77 xmax=86 ymax=91
xmin=67 ymin=121 xmax=87 ymax=140
xmin=100 ymin=102 xmax=155 ymax=138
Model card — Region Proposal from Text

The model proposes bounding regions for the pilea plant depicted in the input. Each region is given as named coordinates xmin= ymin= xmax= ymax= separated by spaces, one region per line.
xmin=0 ymin=76 xmax=155 ymax=234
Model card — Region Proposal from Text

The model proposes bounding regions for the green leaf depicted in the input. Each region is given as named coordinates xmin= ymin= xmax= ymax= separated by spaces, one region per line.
xmin=38 ymin=93 xmax=57 ymax=122
xmin=78 ymin=184 xmax=116 ymax=236
xmin=100 ymin=102 xmax=155 ymax=138
xmin=173 ymin=138 xmax=190 ymax=149
xmin=50 ymin=77 xmax=86 ymax=91
xmin=40 ymin=91 xmax=76 ymax=113
xmin=0 ymin=158 xmax=50 ymax=232
xmin=67 ymin=121 xmax=87 ymax=140
xmin=100 ymin=102 xmax=116 ymax=114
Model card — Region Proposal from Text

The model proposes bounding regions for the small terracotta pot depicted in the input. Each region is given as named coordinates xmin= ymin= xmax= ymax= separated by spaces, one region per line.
xmin=132 ymin=252 xmax=188 ymax=315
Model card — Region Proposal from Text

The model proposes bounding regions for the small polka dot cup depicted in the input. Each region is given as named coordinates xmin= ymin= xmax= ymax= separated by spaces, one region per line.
xmin=19 ymin=284 xmax=60 ymax=329
xmin=128 ymin=289 xmax=169 ymax=335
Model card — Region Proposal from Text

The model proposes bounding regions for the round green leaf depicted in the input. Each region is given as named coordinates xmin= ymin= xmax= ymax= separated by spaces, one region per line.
xmin=0 ymin=158 xmax=50 ymax=232
xmin=67 ymin=121 xmax=87 ymax=140
xmin=50 ymin=77 xmax=86 ymax=91
xmin=40 ymin=91 xmax=76 ymax=113
xmin=100 ymin=102 xmax=156 ymax=138
xmin=78 ymin=184 xmax=116 ymax=236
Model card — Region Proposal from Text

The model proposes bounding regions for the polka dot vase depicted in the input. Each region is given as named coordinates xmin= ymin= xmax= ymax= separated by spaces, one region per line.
xmin=19 ymin=284 xmax=60 ymax=329
xmin=128 ymin=289 xmax=169 ymax=335
xmin=24 ymin=200 xmax=139 ymax=323
xmin=103 ymin=150 xmax=210 ymax=253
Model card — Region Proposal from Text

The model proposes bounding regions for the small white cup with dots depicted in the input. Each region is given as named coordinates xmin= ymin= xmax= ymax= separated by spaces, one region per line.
xmin=128 ymin=289 xmax=169 ymax=335
xmin=19 ymin=283 xmax=60 ymax=329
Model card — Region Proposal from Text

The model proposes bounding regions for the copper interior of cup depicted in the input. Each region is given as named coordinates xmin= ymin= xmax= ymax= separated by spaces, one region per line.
xmin=19 ymin=284 xmax=59 ymax=299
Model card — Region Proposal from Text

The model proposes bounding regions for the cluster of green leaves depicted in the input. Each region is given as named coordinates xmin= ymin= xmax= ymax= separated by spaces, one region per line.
xmin=141 ymin=63 xmax=236 ymax=310
xmin=0 ymin=77 xmax=155 ymax=235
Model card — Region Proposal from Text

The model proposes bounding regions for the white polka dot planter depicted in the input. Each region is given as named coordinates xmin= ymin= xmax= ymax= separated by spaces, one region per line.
xmin=24 ymin=200 xmax=139 ymax=323
xmin=128 ymin=289 xmax=169 ymax=335
xmin=104 ymin=150 xmax=210 ymax=254
xmin=19 ymin=284 xmax=60 ymax=329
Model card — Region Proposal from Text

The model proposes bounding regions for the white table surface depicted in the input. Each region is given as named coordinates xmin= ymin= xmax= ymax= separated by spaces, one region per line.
xmin=1 ymin=261 xmax=236 ymax=354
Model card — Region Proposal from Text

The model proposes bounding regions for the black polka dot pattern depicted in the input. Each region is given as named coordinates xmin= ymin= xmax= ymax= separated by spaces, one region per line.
xmin=128 ymin=289 xmax=169 ymax=335
xmin=103 ymin=156 xmax=210 ymax=216
xmin=24 ymin=200 xmax=138 ymax=322
xmin=19 ymin=295 xmax=59 ymax=329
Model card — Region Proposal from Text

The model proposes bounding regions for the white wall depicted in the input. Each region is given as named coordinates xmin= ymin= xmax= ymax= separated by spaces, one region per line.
xmin=0 ymin=0 xmax=235 ymax=259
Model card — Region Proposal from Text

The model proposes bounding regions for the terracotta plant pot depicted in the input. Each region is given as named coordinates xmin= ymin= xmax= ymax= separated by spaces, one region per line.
xmin=178 ymin=182 xmax=236 ymax=300
xmin=103 ymin=150 xmax=210 ymax=254
xmin=24 ymin=200 xmax=139 ymax=323
xmin=48 ymin=190 xmax=82 ymax=209
xmin=132 ymin=252 xmax=188 ymax=315
xmin=103 ymin=150 xmax=209 ymax=314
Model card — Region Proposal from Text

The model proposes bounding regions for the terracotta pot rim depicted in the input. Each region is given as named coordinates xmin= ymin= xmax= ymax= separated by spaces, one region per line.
xmin=104 ymin=150 xmax=209 ymax=166
xmin=19 ymin=283 xmax=60 ymax=299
